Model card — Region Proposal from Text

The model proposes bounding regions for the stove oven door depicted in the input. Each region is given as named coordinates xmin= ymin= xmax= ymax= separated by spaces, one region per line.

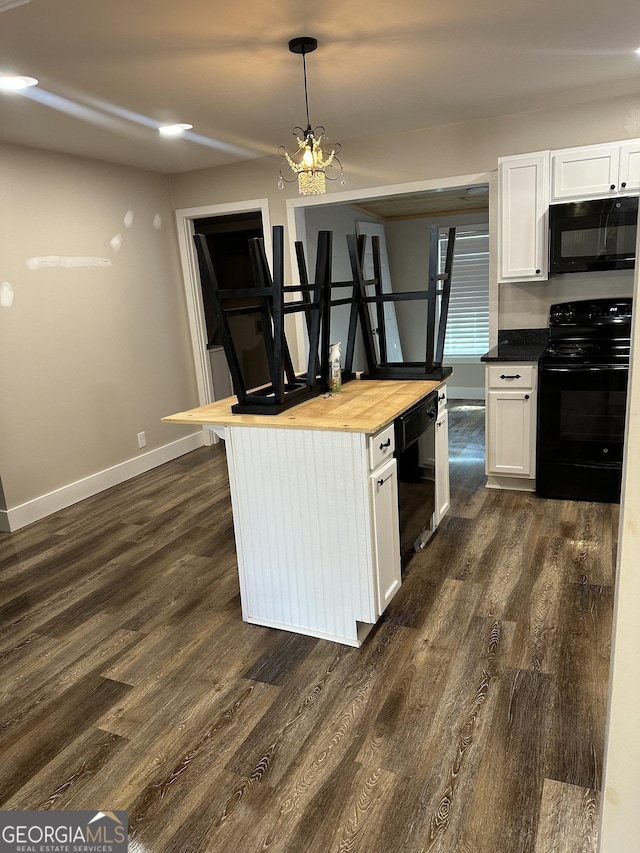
xmin=536 ymin=363 xmax=628 ymax=502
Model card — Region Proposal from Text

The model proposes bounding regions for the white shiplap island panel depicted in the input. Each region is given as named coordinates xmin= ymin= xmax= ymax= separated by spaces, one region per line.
xmin=227 ymin=427 xmax=376 ymax=645
xmin=163 ymin=377 xmax=447 ymax=646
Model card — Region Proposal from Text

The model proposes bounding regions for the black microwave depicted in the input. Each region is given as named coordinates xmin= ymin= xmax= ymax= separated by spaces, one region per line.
xmin=549 ymin=196 xmax=638 ymax=274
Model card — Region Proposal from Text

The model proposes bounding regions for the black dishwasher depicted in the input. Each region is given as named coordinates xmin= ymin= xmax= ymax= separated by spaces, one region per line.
xmin=394 ymin=391 xmax=438 ymax=555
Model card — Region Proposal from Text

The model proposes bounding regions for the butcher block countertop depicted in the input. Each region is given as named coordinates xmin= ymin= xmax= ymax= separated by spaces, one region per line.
xmin=163 ymin=378 xmax=446 ymax=435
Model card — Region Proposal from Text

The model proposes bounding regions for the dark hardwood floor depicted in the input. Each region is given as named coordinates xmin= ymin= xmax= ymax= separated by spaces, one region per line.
xmin=0 ymin=401 xmax=616 ymax=852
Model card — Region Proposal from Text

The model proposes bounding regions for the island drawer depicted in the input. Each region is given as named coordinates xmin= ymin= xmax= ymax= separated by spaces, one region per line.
xmin=369 ymin=423 xmax=395 ymax=470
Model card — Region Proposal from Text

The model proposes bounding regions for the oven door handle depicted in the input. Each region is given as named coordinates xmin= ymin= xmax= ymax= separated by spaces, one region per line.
xmin=540 ymin=365 xmax=629 ymax=372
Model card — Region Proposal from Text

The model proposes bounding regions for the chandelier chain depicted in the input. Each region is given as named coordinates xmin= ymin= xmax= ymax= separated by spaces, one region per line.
xmin=302 ymin=52 xmax=311 ymax=129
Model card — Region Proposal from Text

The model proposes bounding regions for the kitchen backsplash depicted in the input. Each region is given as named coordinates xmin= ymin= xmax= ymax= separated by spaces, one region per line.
xmin=497 ymin=328 xmax=549 ymax=346
xmin=499 ymin=269 xmax=634 ymax=330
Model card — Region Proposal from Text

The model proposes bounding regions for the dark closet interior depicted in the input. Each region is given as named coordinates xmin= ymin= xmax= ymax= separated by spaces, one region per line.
xmin=194 ymin=212 xmax=270 ymax=391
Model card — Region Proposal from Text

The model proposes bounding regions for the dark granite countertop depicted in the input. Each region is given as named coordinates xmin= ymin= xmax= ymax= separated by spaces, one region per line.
xmin=481 ymin=328 xmax=548 ymax=363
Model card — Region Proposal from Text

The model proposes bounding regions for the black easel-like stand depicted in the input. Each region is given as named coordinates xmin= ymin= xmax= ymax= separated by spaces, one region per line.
xmin=358 ymin=224 xmax=456 ymax=381
xmin=294 ymin=230 xmax=373 ymax=388
xmin=193 ymin=225 xmax=324 ymax=415
xmin=194 ymin=222 xmax=456 ymax=416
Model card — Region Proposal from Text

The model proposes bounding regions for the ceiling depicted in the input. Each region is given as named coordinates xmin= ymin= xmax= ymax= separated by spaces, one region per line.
xmin=352 ymin=187 xmax=490 ymax=220
xmin=1 ymin=0 xmax=640 ymax=175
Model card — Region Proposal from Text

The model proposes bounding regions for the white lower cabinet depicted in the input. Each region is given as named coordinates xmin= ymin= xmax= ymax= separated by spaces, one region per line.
xmin=370 ymin=456 xmax=401 ymax=615
xmin=435 ymin=409 xmax=450 ymax=523
xmin=485 ymin=364 xmax=537 ymax=491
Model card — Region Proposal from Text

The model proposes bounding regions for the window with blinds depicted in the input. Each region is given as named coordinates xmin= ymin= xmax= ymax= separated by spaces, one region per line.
xmin=439 ymin=226 xmax=489 ymax=358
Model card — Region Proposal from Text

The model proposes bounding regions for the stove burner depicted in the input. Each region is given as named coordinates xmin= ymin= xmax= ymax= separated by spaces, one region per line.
xmin=542 ymin=298 xmax=632 ymax=366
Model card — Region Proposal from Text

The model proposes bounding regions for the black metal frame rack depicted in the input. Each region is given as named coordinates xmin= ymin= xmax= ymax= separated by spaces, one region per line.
xmin=294 ymin=230 xmax=374 ymax=389
xmin=193 ymin=225 xmax=324 ymax=415
xmin=358 ymin=224 xmax=456 ymax=381
xmin=194 ymin=222 xmax=456 ymax=416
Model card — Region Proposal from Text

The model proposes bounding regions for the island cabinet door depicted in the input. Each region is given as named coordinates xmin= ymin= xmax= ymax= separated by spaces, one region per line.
xmin=370 ymin=456 xmax=402 ymax=615
xmin=435 ymin=409 xmax=450 ymax=524
xmin=486 ymin=390 xmax=534 ymax=477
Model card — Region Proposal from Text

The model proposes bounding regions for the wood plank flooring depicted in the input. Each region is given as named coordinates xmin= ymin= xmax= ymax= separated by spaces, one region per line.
xmin=0 ymin=401 xmax=616 ymax=852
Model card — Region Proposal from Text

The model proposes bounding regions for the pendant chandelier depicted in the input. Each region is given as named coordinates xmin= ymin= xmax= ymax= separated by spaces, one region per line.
xmin=278 ymin=37 xmax=344 ymax=196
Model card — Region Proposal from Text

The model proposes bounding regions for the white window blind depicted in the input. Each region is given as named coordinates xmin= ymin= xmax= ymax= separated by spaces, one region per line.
xmin=439 ymin=226 xmax=489 ymax=357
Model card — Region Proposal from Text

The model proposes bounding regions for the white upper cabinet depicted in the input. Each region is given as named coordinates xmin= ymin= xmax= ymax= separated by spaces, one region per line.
xmin=619 ymin=141 xmax=640 ymax=193
xmin=498 ymin=151 xmax=550 ymax=282
xmin=551 ymin=140 xmax=640 ymax=201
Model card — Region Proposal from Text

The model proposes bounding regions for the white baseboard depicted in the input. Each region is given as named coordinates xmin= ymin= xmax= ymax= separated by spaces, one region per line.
xmin=1 ymin=431 xmax=205 ymax=533
xmin=486 ymin=474 xmax=536 ymax=492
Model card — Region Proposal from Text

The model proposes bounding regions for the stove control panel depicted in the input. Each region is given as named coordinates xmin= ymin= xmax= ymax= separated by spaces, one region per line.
xmin=549 ymin=298 xmax=632 ymax=326
xmin=589 ymin=303 xmax=632 ymax=319
xmin=550 ymin=304 xmax=575 ymax=324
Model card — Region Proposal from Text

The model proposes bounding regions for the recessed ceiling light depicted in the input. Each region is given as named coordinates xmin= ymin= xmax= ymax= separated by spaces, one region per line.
xmin=0 ymin=75 xmax=38 ymax=91
xmin=0 ymin=0 xmax=34 ymax=11
xmin=636 ymin=47 xmax=640 ymax=56
xmin=158 ymin=123 xmax=193 ymax=137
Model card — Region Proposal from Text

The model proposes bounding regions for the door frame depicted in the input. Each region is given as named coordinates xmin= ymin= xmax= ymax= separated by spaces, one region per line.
xmin=174 ymin=198 xmax=272 ymax=418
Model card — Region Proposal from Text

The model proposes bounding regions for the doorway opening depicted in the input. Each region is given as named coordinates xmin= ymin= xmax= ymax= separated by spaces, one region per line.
xmin=193 ymin=211 xmax=271 ymax=394
xmin=174 ymin=197 xmax=272 ymax=421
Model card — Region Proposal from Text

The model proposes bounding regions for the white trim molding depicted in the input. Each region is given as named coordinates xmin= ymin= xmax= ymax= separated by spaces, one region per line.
xmin=0 ymin=432 xmax=204 ymax=532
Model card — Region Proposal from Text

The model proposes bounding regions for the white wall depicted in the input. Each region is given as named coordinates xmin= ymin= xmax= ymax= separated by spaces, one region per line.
xmin=0 ymin=144 xmax=200 ymax=529
xmin=600 ymin=253 xmax=640 ymax=853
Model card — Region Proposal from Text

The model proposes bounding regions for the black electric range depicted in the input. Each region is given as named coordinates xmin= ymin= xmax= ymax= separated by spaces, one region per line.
xmin=536 ymin=298 xmax=632 ymax=503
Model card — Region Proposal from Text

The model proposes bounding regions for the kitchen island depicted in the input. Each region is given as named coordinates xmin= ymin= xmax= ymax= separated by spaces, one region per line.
xmin=163 ymin=378 xmax=448 ymax=646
